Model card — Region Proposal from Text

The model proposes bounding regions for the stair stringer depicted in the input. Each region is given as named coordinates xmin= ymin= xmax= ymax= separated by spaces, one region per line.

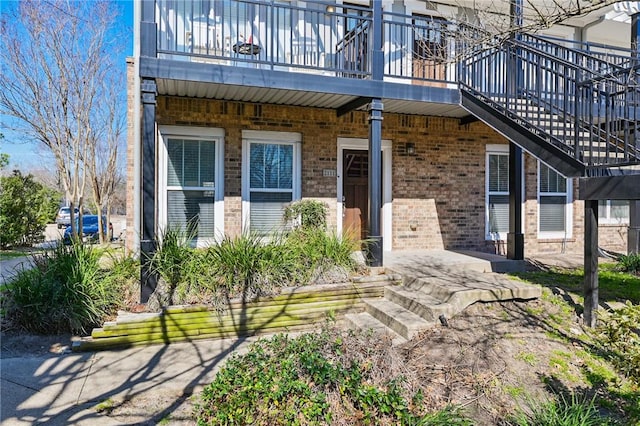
xmin=460 ymin=89 xmax=584 ymax=177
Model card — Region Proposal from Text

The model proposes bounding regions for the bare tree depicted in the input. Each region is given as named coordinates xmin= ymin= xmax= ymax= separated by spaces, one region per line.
xmin=413 ymin=0 xmax=624 ymax=64
xmin=0 ymin=0 xmax=125 ymax=240
xmin=87 ymin=77 xmax=126 ymax=243
xmin=466 ymin=0 xmax=621 ymax=35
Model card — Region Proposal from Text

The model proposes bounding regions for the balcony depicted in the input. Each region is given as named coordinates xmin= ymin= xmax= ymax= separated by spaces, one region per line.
xmin=152 ymin=0 xmax=467 ymax=85
xmin=143 ymin=0 xmax=636 ymax=118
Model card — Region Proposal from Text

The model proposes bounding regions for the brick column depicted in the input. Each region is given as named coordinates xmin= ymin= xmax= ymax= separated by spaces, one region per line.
xmin=629 ymin=201 xmax=640 ymax=254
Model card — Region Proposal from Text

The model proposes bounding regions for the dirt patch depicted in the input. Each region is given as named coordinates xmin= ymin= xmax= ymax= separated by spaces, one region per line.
xmin=400 ymin=299 xmax=579 ymax=423
xmin=102 ymin=296 xmax=604 ymax=424
xmin=1 ymin=295 xmax=632 ymax=424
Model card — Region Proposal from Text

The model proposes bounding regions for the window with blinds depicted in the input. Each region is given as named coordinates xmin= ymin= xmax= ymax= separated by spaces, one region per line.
xmin=248 ymin=142 xmax=294 ymax=234
xmin=539 ymin=163 xmax=570 ymax=236
xmin=166 ymin=138 xmax=216 ymax=241
xmin=599 ymin=200 xmax=630 ymax=224
xmin=487 ymin=152 xmax=509 ymax=239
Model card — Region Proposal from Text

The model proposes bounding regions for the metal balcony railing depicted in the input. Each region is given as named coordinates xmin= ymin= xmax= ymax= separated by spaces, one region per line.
xmin=155 ymin=0 xmax=372 ymax=76
xmin=153 ymin=0 xmax=468 ymax=84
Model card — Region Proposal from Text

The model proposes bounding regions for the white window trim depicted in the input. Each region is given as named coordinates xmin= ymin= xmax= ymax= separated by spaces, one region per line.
xmin=485 ymin=145 xmax=509 ymax=241
xmin=599 ymin=200 xmax=630 ymax=225
xmin=484 ymin=145 xmax=525 ymax=241
xmin=336 ymin=137 xmax=392 ymax=252
xmin=537 ymin=161 xmax=573 ymax=239
xmin=241 ymin=130 xmax=302 ymax=232
xmin=157 ymin=126 xmax=225 ymax=247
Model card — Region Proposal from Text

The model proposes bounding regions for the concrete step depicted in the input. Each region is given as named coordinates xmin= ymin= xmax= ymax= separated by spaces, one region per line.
xmin=384 ymin=286 xmax=456 ymax=322
xmin=363 ymin=298 xmax=434 ymax=340
xmin=344 ymin=312 xmax=407 ymax=345
xmin=401 ymin=269 xmax=541 ymax=310
xmin=401 ymin=273 xmax=457 ymax=302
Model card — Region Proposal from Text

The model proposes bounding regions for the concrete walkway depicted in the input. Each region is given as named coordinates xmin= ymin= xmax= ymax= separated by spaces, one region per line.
xmin=0 ymin=255 xmax=33 ymax=285
xmin=0 ymin=249 xmax=549 ymax=424
xmin=1 ymin=336 xmax=264 ymax=425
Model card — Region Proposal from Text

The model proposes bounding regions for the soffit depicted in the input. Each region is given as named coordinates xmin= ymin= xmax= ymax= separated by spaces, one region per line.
xmin=155 ymin=79 xmax=467 ymax=118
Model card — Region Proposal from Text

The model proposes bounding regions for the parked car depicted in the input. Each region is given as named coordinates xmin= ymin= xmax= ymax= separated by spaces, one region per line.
xmin=63 ymin=215 xmax=113 ymax=244
xmin=56 ymin=207 xmax=79 ymax=229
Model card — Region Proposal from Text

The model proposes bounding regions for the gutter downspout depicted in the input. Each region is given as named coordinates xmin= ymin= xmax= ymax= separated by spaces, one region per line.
xmin=133 ymin=0 xmax=142 ymax=255
xmin=578 ymin=16 xmax=605 ymax=45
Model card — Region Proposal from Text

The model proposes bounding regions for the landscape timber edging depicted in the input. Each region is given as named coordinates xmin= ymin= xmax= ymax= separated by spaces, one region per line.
xmin=72 ymin=280 xmax=393 ymax=352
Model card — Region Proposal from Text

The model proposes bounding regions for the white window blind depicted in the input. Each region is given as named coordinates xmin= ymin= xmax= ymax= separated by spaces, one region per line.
xmin=539 ymin=163 xmax=569 ymax=235
xmin=167 ymin=138 xmax=216 ymax=240
xmin=599 ymin=200 xmax=630 ymax=224
xmin=248 ymin=142 xmax=294 ymax=234
xmin=487 ymin=152 xmax=509 ymax=238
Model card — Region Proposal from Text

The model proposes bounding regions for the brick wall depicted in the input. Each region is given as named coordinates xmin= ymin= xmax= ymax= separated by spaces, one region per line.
xmin=522 ymin=155 xmax=628 ymax=256
xmin=386 ymin=116 xmax=494 ymax=250
xmin=123 ymin=96 xmax=629 ymax=256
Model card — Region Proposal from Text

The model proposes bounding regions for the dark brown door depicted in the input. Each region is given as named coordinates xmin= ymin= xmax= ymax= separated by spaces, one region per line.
xmin=412 ymin=15 xmax=446 ymax=88
xmin=343 ymin=150 xmax=368 ymax=241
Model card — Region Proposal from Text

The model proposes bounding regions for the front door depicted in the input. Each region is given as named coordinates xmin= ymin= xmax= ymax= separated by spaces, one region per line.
xmin=343 ymin=149 xmax=368 ymax=240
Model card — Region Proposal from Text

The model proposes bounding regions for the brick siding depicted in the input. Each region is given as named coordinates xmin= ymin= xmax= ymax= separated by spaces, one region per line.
xmin=125 ymin=89 xmax=629 ymax=256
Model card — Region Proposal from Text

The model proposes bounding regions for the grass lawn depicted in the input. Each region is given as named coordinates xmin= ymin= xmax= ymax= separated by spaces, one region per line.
xmin=0 ymin=250 xmax=32 ymax=260
xmin=511 ymin=263 xmax=640 ymax=306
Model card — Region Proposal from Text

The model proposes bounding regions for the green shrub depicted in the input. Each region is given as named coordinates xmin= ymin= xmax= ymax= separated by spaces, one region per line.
xmin=616 ymin=253 xmax=640 ymax=276
xmin=0 ymin=170 xmax=61 ymax=248
xmin=197 ymin=232 xmax=298 ymax=304
xmin=195 ymin=329 xmax=471 ymax=425
xmin=598 ymin=302 xmax=640 ymax=384
xmin=100 ymin=254 xmax=141 ymax=310
xmin=149 ymin=226 xmax=195 ymax=305
xmin=419 ymin=405 xmax=474 ymax=425
xmin=283 ymin=199 xmax=328 ymax=231
xmin=177 ymin=229 xmax=360 ymax=308
xmin=0 ymin=244 xmax=123 ymax=333
xmin=136 ymin=226 xmax=361 ymax=310
xmin=284 ymin=228 xmax=359 ymax=283
xmin=510 ymin=393 xmax=614 ymax=426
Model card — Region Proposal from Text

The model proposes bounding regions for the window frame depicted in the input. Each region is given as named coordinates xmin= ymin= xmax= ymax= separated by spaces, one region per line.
xmin=537 ymin=161 xmax=573 ymax=239
xmin=241 ymin=130 xmax=301 ymax=234
xmin=158 ymin=126 xmax=225 ymax=247
xmin=599 ymin=200 xmax=630 ymax=225
xmin=485 ymin=145 xmax=510 ymax=241
xmin=484 ymin=145 xmax=525 ymax=241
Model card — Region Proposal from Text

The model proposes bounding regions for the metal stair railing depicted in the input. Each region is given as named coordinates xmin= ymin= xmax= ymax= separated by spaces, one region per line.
xmin=516 ymin=35 xmax=640 ymax=171
xmin=459 ymin=32 xmax=640 ymax=175
xmin=576 ymin=64 xmax=640 ymax=175
xmin=534 ymin=34 xmax=638 ymax=69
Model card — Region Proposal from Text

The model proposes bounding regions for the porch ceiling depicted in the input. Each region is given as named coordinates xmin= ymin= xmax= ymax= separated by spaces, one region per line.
xmin=155 ymin=78 xmax=467 ymax=117
xmin=143 ymin=58 xmax=466 ymax=118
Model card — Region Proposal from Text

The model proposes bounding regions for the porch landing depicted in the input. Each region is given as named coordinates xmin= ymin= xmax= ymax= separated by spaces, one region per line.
xmin=383 ymin=249 xmax=528 ymax=273
xmin=346 ymin=250 xmax=542 ymax=343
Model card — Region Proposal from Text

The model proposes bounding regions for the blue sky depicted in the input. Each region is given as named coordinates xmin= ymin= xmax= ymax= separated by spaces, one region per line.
xmin=0 ymin=0 xmax=134 ymax=171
